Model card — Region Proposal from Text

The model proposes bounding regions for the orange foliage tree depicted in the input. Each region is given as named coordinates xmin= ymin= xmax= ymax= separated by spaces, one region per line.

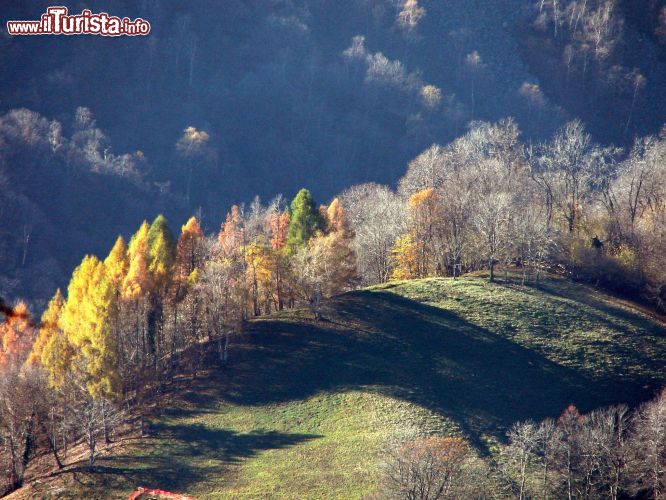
xmin=0 ymin=301 xmax=35 ymax=369
xmin=408 ymin=187 xmax=441 ymax=277
xmin=176 ymin=216 xmax=204 ymax=287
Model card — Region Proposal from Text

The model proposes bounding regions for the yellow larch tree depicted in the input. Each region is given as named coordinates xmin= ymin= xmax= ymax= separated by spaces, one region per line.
xmin=407 ymin=188 xmax=440 ymax=277
xmin=176 ymin=216 xmax=204 ymax=284
xmin=245 ymin=242 xmax=277 ymax=315
xmin=391 ymin=232 xmax=419 ymax=280
xmin=147 ymin=215 xmax=176 ymax=294
xmin=123 ymin=221 xmax=151 ymax=300
xmin=26 ymin=289 xmax=64 ymax=367
xmin=104 ymin=236 xmax=129 ymax=294
xmin=59 ymin=255 xmax=119 ymax=398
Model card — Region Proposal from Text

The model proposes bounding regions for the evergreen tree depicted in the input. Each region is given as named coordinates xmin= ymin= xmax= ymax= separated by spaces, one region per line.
xmin=286 ymin=189 xmax=325 ymax=254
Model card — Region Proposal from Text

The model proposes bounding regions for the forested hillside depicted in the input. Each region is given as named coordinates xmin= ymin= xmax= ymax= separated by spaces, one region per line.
xmin=7 ymin=277 xmax=666 ymax=498
xmin=1 ymin=0 xmax=665 ymax=307
xmin=0 ymin=108 xmax=185 ymax=305
xmin=0 ymin=114 xmax=664 ymax=496
xmin=0 ymin=3 xmax=665 ymax=497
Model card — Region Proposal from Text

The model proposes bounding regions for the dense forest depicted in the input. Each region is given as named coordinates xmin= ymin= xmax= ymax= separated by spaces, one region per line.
xmin=1 ymin=0 xmax=665 ymax=307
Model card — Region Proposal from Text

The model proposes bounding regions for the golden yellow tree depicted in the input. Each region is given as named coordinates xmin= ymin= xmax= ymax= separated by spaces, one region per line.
xmin=104 ymin=236 xmax=129 ymax=294
xmin=391 ymin=233 xmax=419 ymax=280
xmin=245 ymin=242 xmax=277 ymax=315
xmin=26 ymin=289 xmax=64 ymax=367
xmin=123 ymin=221 xmax=151 ymax=299
xmin=59 ymin=255 xmax=119 ymax=398
xmin=147 ymin=215 xmax=176 ymax=293
xmin=103 ymin=236 xmax=130 ymax=383
xmin=36 ymin=290 xmax=73 ymax=389
xmin=407 ymin=188 xmax=440 ymax=277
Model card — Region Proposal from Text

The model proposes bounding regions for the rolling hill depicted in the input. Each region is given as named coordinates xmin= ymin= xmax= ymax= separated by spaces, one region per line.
xmin=12 ymin=275 xmax=666 ymax=499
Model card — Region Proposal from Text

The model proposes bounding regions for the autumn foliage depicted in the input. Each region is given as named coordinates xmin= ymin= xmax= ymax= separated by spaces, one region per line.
xmin=0 ymin=301 xmax=34 ymax=369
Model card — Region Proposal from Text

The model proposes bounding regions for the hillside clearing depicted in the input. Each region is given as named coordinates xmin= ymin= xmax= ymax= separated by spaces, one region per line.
xmin=12 ymin=276 xmax=666 ymax=499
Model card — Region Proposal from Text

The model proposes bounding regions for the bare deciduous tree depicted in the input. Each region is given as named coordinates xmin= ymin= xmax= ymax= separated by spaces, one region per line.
xmin=341 ymin=183 xmax=405 ymax=285
xmin=630 ymin=389 xmax=666 ymax=499
xmin=591 ymin=405 xmax=632 ymax=500
xmin=383 ymin=436 xmax=479 ymax=499
xmin=532 ymin=120 xmax=599 ymax=233
xmin=473 ymin=180 xmax=513 ymax=282
xmin=501 ymin=421 xmax=542 ymax=499
xmin=0 ymin=367 xmax=42 ymax=495
xmin=397 ymin=0 xmax=427 ymax=35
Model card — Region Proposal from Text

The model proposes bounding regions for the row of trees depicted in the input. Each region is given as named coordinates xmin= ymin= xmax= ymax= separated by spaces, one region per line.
xmin=1 ymin=115 xmax=664 ymax=494
xmin=499 ymin=390 xmax=666 ymax=499
xmin=384 ymin=388 xmax=666 ymax=499
xmin=0 ymin=187 xmax=359 ymax=494
xmin=343 ymin=118 xmax=665 ymax=310
xmin=31 ymin=187 xmax=357 ymax=396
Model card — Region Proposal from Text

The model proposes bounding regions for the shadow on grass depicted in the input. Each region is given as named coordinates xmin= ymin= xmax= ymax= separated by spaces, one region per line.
xmin=534 ymin=279 xmax=665 ymax=335
xmin=197 ymin=289 xmax=665 ymax=451
xmin=72 ymin=426 xmax=320 ymax=494
xmin=58 ymin=284 xmax=663 ymax=495
xmin=511 ymin=279 xmax=665 ymax=380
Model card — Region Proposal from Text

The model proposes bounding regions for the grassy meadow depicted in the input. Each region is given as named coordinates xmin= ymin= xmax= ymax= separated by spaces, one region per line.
xmin=14 ymin=275 xmax=666 ymax=499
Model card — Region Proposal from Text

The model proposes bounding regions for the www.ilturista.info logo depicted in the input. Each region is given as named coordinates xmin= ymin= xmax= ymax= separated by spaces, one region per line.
xmin=6 ymin=6 xmax=151 ymax=36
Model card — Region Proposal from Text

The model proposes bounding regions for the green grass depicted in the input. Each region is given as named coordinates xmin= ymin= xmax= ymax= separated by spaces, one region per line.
xmin=19 ymin=276 xmax=666 ymax=499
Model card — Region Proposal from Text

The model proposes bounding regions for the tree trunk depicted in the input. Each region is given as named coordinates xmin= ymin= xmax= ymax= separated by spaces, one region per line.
xmin=102 ymin=403 xmax=111 ymax=445
xmin=186 ymin=163 xmax=193 ymax=204
xmin=20 ymin=412 xmax=36 ymax=484
xmin=87 ymin=430 xmax=96 ymax=470
xmin=139 ymin=413 xmax=145 ymax=437
xmin=42 ymin=416 xmax=63 ymax=469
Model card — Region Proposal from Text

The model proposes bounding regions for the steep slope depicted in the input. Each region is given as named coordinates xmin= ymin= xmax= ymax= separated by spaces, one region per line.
xmin=12 ymin=276 xmax=666 ymax=498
